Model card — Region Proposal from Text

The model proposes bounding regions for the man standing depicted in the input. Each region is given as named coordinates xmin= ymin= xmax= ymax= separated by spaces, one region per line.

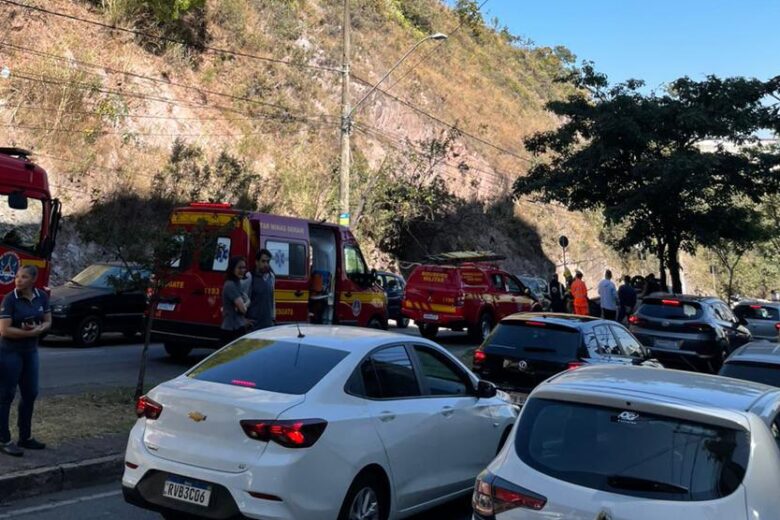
xmin=549 ymin=273 xmax=565 ymax=313
xmin=597 ymin=270 xmax=619 ymax=321
xmin=571 ymin=271 xmax=589 ymax=316
xmin=618 ymin=275 xmax=638 ymax=323
xmin=246 ymin=249 xmax=276 ymax=330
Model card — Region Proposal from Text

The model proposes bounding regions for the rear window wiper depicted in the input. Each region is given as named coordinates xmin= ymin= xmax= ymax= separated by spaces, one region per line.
xmin=607 ymin=475 xmax=689 ymax=494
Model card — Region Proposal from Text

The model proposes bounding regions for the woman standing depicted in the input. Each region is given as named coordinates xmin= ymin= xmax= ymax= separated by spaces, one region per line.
xmin=221 ymin=256 xmax=249 ymax=345
xmin=0 ymin=265 xmax=51 ymax=457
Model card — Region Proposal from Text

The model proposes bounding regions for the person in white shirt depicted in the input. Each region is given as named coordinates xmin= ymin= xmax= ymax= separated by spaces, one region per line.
xmin=597 ymin=270 xmax=619 ymax=321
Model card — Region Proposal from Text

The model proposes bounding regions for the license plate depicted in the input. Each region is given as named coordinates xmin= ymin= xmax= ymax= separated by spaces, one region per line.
xmin=654 ymin=339 xmax=680 ymax=350
xmin=157 ymin=302 xmax=176 ymax=312
xmin=162 ymin=476 xmax=211 ymax=507
xmin=423 ymin=313 xmax=439 ymax=321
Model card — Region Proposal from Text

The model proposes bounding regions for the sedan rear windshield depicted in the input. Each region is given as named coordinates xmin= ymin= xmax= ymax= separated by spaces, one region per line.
xmin=639 ymin=300 xmax=702 ymax=320
xmin=187 ymin=339 xmax=349 ymax=394
xmin=515 ymin=398 xmax=749 ymax=502
xmin=720 ymin=361 xmax=780 ymax=388
xmin=485 ymin=322 xmax=581 ymax=358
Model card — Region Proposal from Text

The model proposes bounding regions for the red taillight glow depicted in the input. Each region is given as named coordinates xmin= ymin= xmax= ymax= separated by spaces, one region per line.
xmin=567 ymin=361 xmax=584 ymax=370
xmin=472 ymin=473 xmax=547 ymax=515
xmin=240 ymin=419 xmax=327 ymax=448
xmin=231 ymin=379 xmax=257 ymax=388
xmin=525 ymin=321 xmax=546 ymax=327
xmin=125 ymin=461 xmax=139 ymax=469
xmin=750 ymin=305 xmax=762 ymax=309
xmin=775 ymin=323 xmax=780 ymax=330
xmin=661 ymin=299 xmax=681 ymax=306
xmin=135 ymin=396 xmax=163 ymax=420
xmin=628 ymin=315 xmax=640 ymax=325
xmin=474 ymin=350 xmax=486 ymax=364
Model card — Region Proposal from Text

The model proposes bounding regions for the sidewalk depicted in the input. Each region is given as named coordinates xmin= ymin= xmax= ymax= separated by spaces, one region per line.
xmin=0 ymin=433 xmax=126 ymax=503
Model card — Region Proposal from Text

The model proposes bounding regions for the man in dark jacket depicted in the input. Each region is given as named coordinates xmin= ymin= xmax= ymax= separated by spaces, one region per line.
xmin=617 ymin=275 xmax=638 ymax=323
xmin=549 ymin=274 xmax=565 ymax=313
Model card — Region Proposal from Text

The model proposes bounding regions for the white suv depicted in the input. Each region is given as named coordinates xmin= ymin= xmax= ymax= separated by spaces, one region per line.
xmin=473 ymin=365 xmax=780 ymax=519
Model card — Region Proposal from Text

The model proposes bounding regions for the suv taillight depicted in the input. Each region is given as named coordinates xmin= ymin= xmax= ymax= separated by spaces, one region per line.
xmin=473 ymin=349 xmax=486 ymax=365
xmin=240 ymin=419 xmax=327 ymax=448
xmin=135 ymin=396 xmax=163 ymax=420
xmin=567 ymin=361 xmax=584 ymax=370
xmin=473 ymin=472 xmax=547 ymax=516
xmin=455 ymin=291 xmax=465 ymax=307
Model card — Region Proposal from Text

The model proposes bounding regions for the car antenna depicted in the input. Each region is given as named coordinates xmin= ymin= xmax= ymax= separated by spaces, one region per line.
xmin=295 ymin=321 xmax=305 ymax=339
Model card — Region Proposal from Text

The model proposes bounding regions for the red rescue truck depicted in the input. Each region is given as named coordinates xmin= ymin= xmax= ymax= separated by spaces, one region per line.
xmin=151 ymin=203 xmax=388 ymax=359
xmin=0 ymin=148 xmax=61 ymax=295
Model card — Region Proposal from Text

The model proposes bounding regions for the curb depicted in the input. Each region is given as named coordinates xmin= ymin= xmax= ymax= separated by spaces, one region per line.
xmin=0 ymin=453 xmax=124 ymax=503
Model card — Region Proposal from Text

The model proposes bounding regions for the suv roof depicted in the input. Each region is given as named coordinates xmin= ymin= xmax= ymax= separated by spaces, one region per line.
xmin=502 ymin=312 xmax=601 ymax=329
xmin=727 ymin=341 xmax=780 ymax=366
xmin=545 ymin=365 xmax=779 ymax=412
xmin=642 ymin=293 xmax=721 ymax=303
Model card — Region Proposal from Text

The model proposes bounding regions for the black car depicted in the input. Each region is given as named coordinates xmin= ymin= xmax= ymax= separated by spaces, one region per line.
xmin=629 ymin=294 xmax=752 ymax=372
xmin=376 ymin=271 xmax=408 ymax=328
xmin=472 ymin=313 xmax=661 ymax=389
xmin=49 ymin=262 xmax=150 ymax=346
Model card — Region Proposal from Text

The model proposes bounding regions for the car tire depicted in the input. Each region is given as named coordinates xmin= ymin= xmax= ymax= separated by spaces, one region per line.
xmin=337 ymin=472 xmax=389 ymax=520
xmin=164 ymin=343 xmax=192 ymax=361
xmin=470 ymin=312 xmax=493 ymax=343
xmin=419 ymin=323 xmax=439 ymax=339
xmin=73 ymin=315 xmax=102 ymax=347
xmin=396 ymin=317 xmax=409 ymax=329
xmin=367 ymin=317 xmax=384 ymax=329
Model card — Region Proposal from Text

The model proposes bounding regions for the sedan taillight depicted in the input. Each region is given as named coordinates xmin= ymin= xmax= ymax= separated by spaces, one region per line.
xmin=135 ymin=396 xmax=163 ymax=420
xmin=240 ymin=419 xmax=327 ymax=448
xmin=473 ymin=471 xmax=547 ymax=516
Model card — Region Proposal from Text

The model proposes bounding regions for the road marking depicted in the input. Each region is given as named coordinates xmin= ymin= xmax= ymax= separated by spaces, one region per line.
xmin=0 ymin=490 xmax=122 ymax=518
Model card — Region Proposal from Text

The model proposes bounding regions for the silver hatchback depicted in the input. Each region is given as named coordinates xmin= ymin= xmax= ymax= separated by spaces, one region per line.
xmin=733 ymin=301 xmax=780 ymax=341
xmin=473 ymin=365 xmax=780 ymax=519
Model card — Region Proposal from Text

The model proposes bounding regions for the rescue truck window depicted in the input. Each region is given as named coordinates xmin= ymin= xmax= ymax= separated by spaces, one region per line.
xmin=0 ymin=197 xmax=43 ymax=253
xmin=505 ymin=276 xmax=523 ymax=294
xmin=265 ymin=240 xmax=307 ymax=278
xmin=490 ymin=274 xmax=505 ymax=290
xmin=199 ymin=236 xmax=231 ymax=272
xmin=344 ymin=245 xmax=367 ymax=275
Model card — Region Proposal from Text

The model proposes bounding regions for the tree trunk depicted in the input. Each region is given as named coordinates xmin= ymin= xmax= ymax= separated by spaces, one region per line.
xmin=657 ymin=242 xmax=667 ymax=290
xmin=667 ymin=241 xmax=683 ymax=294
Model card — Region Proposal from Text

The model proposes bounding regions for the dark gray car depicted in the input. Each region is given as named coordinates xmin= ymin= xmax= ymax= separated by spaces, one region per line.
xmin=719 ymin=341 xmax=780 ymax=387
xmin=629 ymin=294 xmax=752 ymax=372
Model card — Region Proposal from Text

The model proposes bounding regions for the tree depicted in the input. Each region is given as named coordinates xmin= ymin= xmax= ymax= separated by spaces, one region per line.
xmin=514 ymin=66 xmax=780 ymax=292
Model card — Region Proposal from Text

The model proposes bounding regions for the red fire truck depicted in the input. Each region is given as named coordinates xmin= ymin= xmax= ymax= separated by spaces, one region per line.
xmin=151 ymin=203 xmax=388 ymax=359
xmin=0 ymin=148 xmax=61 ymax=295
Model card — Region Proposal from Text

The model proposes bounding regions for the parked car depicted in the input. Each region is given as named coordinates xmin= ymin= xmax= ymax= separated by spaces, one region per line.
xmin=403 ymin=262 xmax=537 ymax=342
xmin=719 ymin=341 xmax=780 ymax=387
xmin=49 ymin=262 xmax=150 ymax=346
xmin=472 ymin=313 xmax=661 ymax=389
xmin=516 ymin=276 xmax=550 ymax=311
xmin=473 ymin=364 xmax=780 ymax=519
xmin=376 ymin=271 xmax=408 ymax=328
xmin=123 ymin=325 xmax=517 ymax=520
xmin=629 ymin=294 xmax=752 ymax=372
xmin=732 ymin=301 xmax=780 ymax=341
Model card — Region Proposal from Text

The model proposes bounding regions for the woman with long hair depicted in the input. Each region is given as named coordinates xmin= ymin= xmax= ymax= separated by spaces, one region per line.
xmin=221 ymin=256 xmax=249 ymax=345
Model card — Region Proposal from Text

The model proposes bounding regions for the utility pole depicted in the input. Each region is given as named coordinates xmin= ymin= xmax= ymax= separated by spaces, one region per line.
xmin=338 ymin=0 xmax=351 ymax=227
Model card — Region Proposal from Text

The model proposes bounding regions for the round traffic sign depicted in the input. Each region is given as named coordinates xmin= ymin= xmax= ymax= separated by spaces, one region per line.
xmin=558 ymin=235 xmax=569 ymax=249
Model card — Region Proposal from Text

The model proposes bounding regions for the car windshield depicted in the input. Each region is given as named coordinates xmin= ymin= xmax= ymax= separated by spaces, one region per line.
xmin=720 ymin=361 xmax=780 ymax=387
xmin=515 ymin=398 xmax=749 ymax=502
xmin=486 ymin=321 xmax=581 ymax=358
xmin=70 ymin=264 xmax=131 ymax=289
xmin=187 ymin=338 xmax=349 ymax=394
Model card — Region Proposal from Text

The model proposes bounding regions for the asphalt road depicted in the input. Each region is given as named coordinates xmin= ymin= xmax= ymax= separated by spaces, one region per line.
xmin=38 ymin=325 xmax=481 ymax=396
xmin=0 ymin=481 xmax=473 ymax=520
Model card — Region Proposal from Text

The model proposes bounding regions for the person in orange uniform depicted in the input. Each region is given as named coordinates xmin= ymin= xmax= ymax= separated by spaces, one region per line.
xmin=571 ymin=271 xmax=590 ymax=316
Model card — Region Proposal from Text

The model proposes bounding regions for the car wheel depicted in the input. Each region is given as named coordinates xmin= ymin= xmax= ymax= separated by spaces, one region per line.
xmin=73 ymin=316 xmax=102 ymax=347
xmin=470 ymin=312 xmax=493 ymax=342
xmin=338 ymin=473 xmax=388 ymax=520
xmin=367 ymin=317 xmax=384 ymax=329
xmin=419 ymin=323 xmax=439 ymax=339
xmin=396 ymin=317 xmax=409 ymax=329
xmin=164 ymin=343 xmax=192 ymax=361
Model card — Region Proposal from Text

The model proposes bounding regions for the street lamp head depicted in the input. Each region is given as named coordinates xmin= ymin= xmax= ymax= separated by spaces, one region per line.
xmin=429 ymin=33 xmax=448 ymax=41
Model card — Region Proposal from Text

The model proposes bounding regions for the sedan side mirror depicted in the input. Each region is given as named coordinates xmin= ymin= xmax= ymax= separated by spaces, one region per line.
xmin=476 ymin=380 xmax=497 ymax=399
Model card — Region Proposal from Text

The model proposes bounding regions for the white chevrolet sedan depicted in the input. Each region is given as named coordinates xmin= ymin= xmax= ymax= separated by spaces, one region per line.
xmin=123 ymin=325 xmax=517 ymax=520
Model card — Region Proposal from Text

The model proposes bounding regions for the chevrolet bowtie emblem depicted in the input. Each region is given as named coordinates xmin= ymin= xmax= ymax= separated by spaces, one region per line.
xmin=188 ymin=412 xmax=207 ymax=422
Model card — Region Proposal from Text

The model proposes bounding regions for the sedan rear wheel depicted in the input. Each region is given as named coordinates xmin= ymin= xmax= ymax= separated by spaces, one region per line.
xmin=338 ymin=473 xmax=387 ymax=520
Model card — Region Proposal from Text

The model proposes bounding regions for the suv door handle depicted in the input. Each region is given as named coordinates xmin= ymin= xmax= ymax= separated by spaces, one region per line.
xmin=379 ymin=411 xmax=395 ymax=422
xmin=441 ymin=406 xmax=454 ymax=417
xmin=294 ymin=290 xmax=304 ymax=297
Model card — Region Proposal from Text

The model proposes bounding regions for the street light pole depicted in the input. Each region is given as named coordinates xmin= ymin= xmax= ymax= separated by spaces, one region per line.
xmin=337 ymin=29 xmax=447 ymax=227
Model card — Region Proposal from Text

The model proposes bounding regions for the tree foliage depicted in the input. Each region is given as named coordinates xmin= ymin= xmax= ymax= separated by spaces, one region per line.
xmin=514 ymin=65 xmax=780 ymax=292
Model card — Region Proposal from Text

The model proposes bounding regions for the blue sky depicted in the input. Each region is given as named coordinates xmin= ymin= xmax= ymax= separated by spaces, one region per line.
xmin=480 ymin=0 xmax=778 ymax=91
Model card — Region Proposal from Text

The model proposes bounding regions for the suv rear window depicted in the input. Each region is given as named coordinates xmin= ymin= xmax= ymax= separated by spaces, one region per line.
xmin=639 ymin=299 xmax=702 ymax=320
xmin=720 ymin=361 xmax=780 ymax=387
xmin=515 ymin=398 xmax=749 ymax=502
xmin=187 ymin=339 xmax=348 ymax=394
xmin=485 ymin=321 xmax=582 ymax=358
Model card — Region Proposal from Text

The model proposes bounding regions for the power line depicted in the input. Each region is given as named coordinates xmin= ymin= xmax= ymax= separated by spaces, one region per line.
xmin=0 ymin=0 xmax=341 ymax=73
xmin=0 ymin=42 xmax=334 ymax=119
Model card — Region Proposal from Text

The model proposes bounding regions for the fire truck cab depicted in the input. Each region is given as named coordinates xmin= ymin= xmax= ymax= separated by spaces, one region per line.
xmin=151 ymin=203 xmax=388 ymax=359
xmin=0 ymin=148 xmax=61 ymax=296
